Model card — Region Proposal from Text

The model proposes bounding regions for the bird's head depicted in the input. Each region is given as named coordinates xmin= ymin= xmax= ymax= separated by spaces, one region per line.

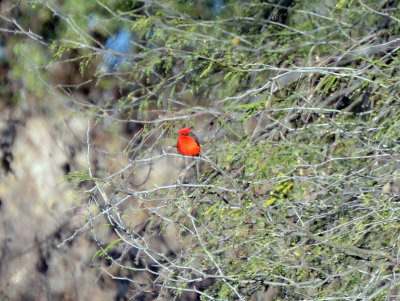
xmin=178 ymin=127 xmax=191 ymax=135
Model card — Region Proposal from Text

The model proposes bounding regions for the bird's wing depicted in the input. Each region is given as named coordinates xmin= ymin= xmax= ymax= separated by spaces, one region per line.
xmin=188 ymin=131 xmax=200 ymax=146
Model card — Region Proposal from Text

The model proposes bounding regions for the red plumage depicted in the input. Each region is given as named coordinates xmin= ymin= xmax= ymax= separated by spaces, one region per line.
xmin=177 ymin=127 xmax=200 ymax=156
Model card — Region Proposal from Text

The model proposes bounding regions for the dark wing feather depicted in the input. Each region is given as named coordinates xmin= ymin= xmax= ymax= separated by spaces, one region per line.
xmin=187 ymin=131 xmax=200 ymax=146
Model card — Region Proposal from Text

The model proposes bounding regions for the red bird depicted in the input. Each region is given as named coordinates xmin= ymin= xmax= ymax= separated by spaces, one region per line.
xmin=177 ymin=127 xmax=200 ymax=156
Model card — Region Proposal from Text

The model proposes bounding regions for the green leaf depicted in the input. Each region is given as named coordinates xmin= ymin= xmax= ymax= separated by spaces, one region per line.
xmin=91 ymin=238 xmax=122 ymax=262
xmin=263 ymin=198 xmax=276 ymax=207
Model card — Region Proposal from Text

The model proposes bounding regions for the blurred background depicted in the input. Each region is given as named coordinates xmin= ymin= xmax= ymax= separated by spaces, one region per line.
xmin=1 ymin=0 xmax=400 ymax=300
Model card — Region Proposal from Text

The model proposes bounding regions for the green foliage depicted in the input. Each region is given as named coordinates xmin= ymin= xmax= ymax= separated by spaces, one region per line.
xmin=92 ymin=238 xmax=122 ymax=261
xmin=263 ymin=180 xmax=293 ymax=207
xmin=11 ymin=41 xmax=49 ymax=96
xmin=64 ymin=169 xmax=102 ymax=184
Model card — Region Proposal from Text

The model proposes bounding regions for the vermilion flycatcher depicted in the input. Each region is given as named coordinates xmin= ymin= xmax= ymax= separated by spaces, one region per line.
xmin=177 ymin=127 xmax=200 ymax=156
